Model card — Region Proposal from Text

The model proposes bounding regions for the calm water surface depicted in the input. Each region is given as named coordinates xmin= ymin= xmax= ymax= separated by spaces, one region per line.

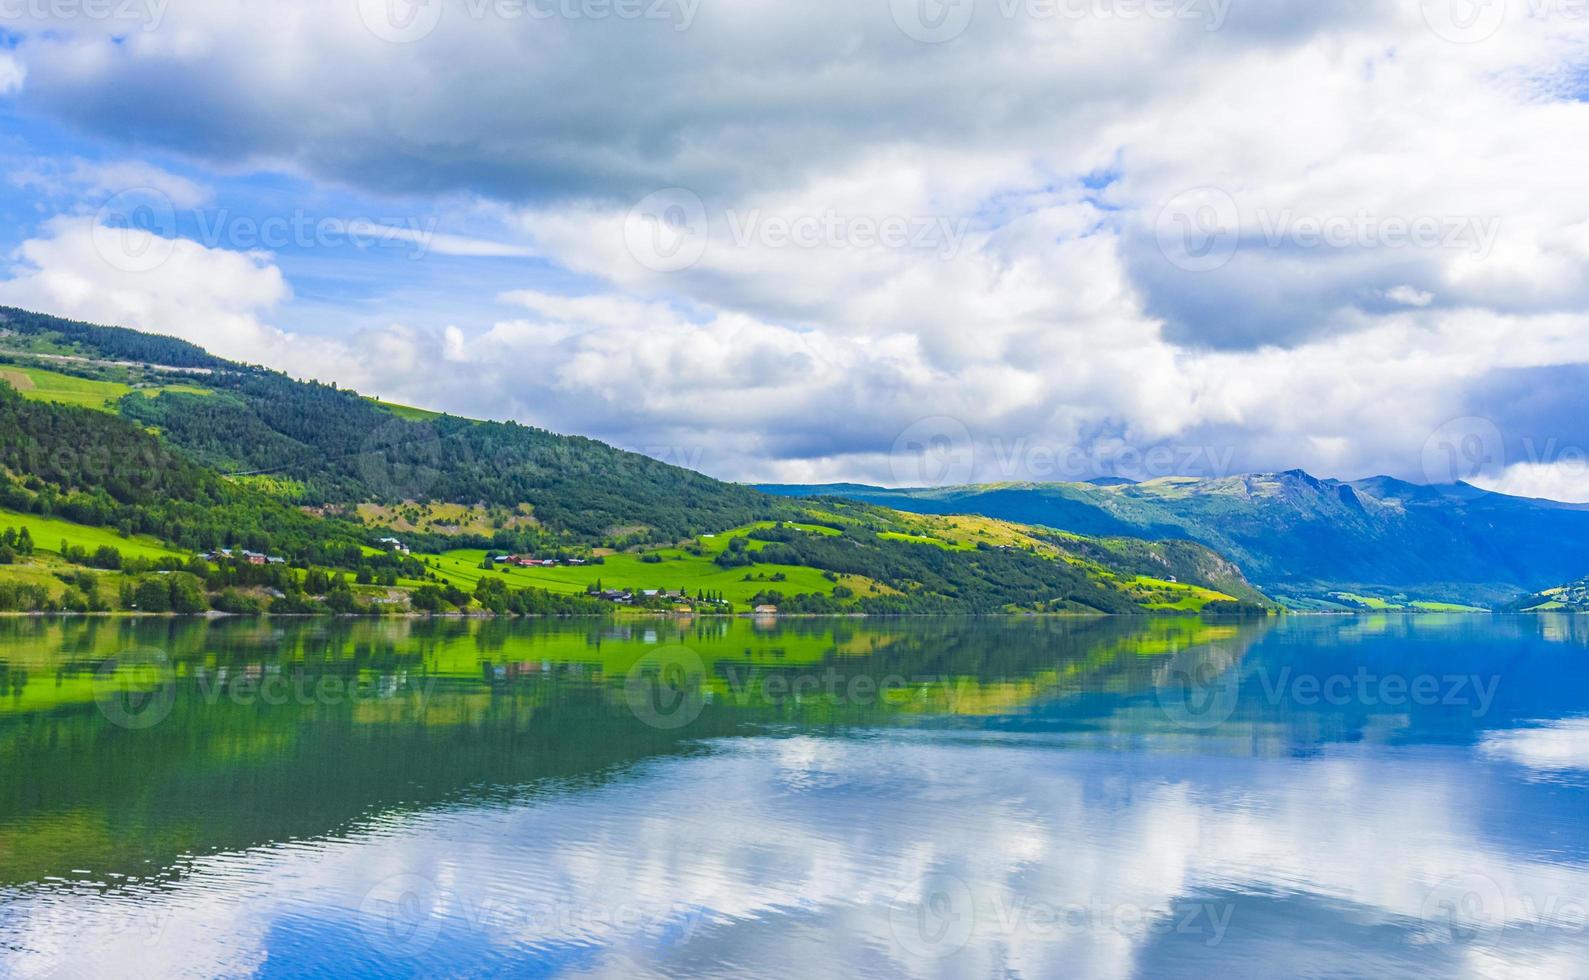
xmin=1 ymin=614 xmax=1588 ymax=979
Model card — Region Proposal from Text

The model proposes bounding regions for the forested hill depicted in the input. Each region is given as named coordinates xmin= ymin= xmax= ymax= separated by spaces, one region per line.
xmin=1 ymin=306 xmax=780 ymax=547
xmin=0 ymin=306 xmax=227 ymax=369
xmin=120 ymin=371 xmax=777 ymax=545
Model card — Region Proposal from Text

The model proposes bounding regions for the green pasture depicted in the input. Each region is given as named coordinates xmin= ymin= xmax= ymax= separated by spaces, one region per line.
xmin=0 ymin=363 xmax=211 ymax=413
xmin=0 ymin=508 xmax=186 ymax=562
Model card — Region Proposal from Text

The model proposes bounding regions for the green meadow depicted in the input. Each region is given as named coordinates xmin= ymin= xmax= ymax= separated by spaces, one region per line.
xmin=0 ymin=363 xmax=211 ymax=413
xmin=419 ymin=521 xmax=884 ymax=605
xmin=0 ymin=508 xmax=186 ymax=562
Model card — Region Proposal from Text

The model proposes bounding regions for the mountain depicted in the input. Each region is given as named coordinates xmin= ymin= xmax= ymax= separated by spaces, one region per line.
xmin=0 ymin=306 xmax=1269 ymax=615
xmin=1504 ymin=577 xmax=1589 ymax=612
xmin=758 ymin=472 xmax=1589 ymax=607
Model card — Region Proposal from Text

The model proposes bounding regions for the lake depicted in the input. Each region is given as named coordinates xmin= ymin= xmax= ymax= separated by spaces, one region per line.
xmin=1 ymin=614 xmax=1587 ymax=978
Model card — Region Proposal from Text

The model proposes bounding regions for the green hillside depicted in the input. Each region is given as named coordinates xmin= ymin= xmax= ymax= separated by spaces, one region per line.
xmin=1504 ymin=577 xmax=1589 ymax=612
xmin=0 ymin=306 xmax=1272 ymax=616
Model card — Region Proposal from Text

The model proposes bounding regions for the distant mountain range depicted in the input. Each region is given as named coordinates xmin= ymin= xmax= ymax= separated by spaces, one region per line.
xmin=758 ymin=473 xmax=1589 ymax=607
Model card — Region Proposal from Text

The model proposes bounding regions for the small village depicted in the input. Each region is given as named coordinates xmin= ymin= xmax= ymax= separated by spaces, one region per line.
xmin=202 ymin=547 xmax=287 ymax=566
xmin=489 ymin=553 xmax=590 ymax=568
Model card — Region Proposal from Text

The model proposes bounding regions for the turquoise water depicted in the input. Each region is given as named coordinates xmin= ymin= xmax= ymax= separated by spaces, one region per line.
xmin=1 ymin=614 xmax=1587 ymax=978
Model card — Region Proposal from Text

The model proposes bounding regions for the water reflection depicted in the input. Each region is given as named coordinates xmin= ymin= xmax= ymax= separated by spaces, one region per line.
xmin=1 ymin=615 xmax=1587 ymax=978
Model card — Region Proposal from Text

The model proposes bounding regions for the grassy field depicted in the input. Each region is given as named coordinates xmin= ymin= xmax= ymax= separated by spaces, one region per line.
xmin=1124 ymin=575 xmax=1237 ymax=612
xmin=417 ymin=522 xmax=888 ymax=606
xmin=0 ymin=364 xmax=211 ymax=413
xmin=357 ymin=501 xmax=537 ymax=536
xmin=1408 ymin=600 xmax=1490 ymax=613
xmin=368 ymin=397 xmax=445 ymax=421
xmin=1327 ymin=591 xmax=1490 ymax=612
xmin=0 ymin=508 xmax=187 ymax=561
xmin=425 ymin=548 xmax=884 ymax=606
xmin=409 ymin=517 xmax=1262 ymax=612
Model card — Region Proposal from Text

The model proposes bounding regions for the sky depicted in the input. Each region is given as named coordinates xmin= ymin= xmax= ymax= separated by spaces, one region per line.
xmin=0 ymin=0 xmax=1587 ymax=496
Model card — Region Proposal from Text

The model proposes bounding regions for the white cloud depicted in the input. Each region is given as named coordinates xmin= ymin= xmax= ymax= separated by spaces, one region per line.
xmin=1385 ymin=285 xmax=1435 ymax=307
xmin=2 ymin=2 xmax=1588 ymax=486
xmin=5 ymin=728 xmax=1589 ymax=977
xmin=70 ymin=159 xmax=212 ymax=209
xmin=1481 ymin=719 xmax=1589 ymax=773
xmin=0 ymin=52 xmax=24 ymax=95
xmin=0 ymin=215 xmax=289 ymax=363
xmin=1473 ymin=461 xmax=1589 ymax=503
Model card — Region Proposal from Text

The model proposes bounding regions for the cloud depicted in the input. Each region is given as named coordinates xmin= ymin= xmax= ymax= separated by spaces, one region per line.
xmin=0 ymin=52 xmax=24 ymax=95
xmin=1472 ymin=461 xmax=1589 ymax=504
xmin=1481 ymin=719 xmax=1589 ymax=773
xmin=1384 ymin=285 xmax=1435 ymax=308
xmin=2 ymin=2 xmax=1588 ymax=487
xmin=69 ymin=159 xmax=211 ymax=209
xmin=6 ymin=723 xmax=1589 ymax=977
xmin=0 ymin=215 xmax=290 ymax=363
